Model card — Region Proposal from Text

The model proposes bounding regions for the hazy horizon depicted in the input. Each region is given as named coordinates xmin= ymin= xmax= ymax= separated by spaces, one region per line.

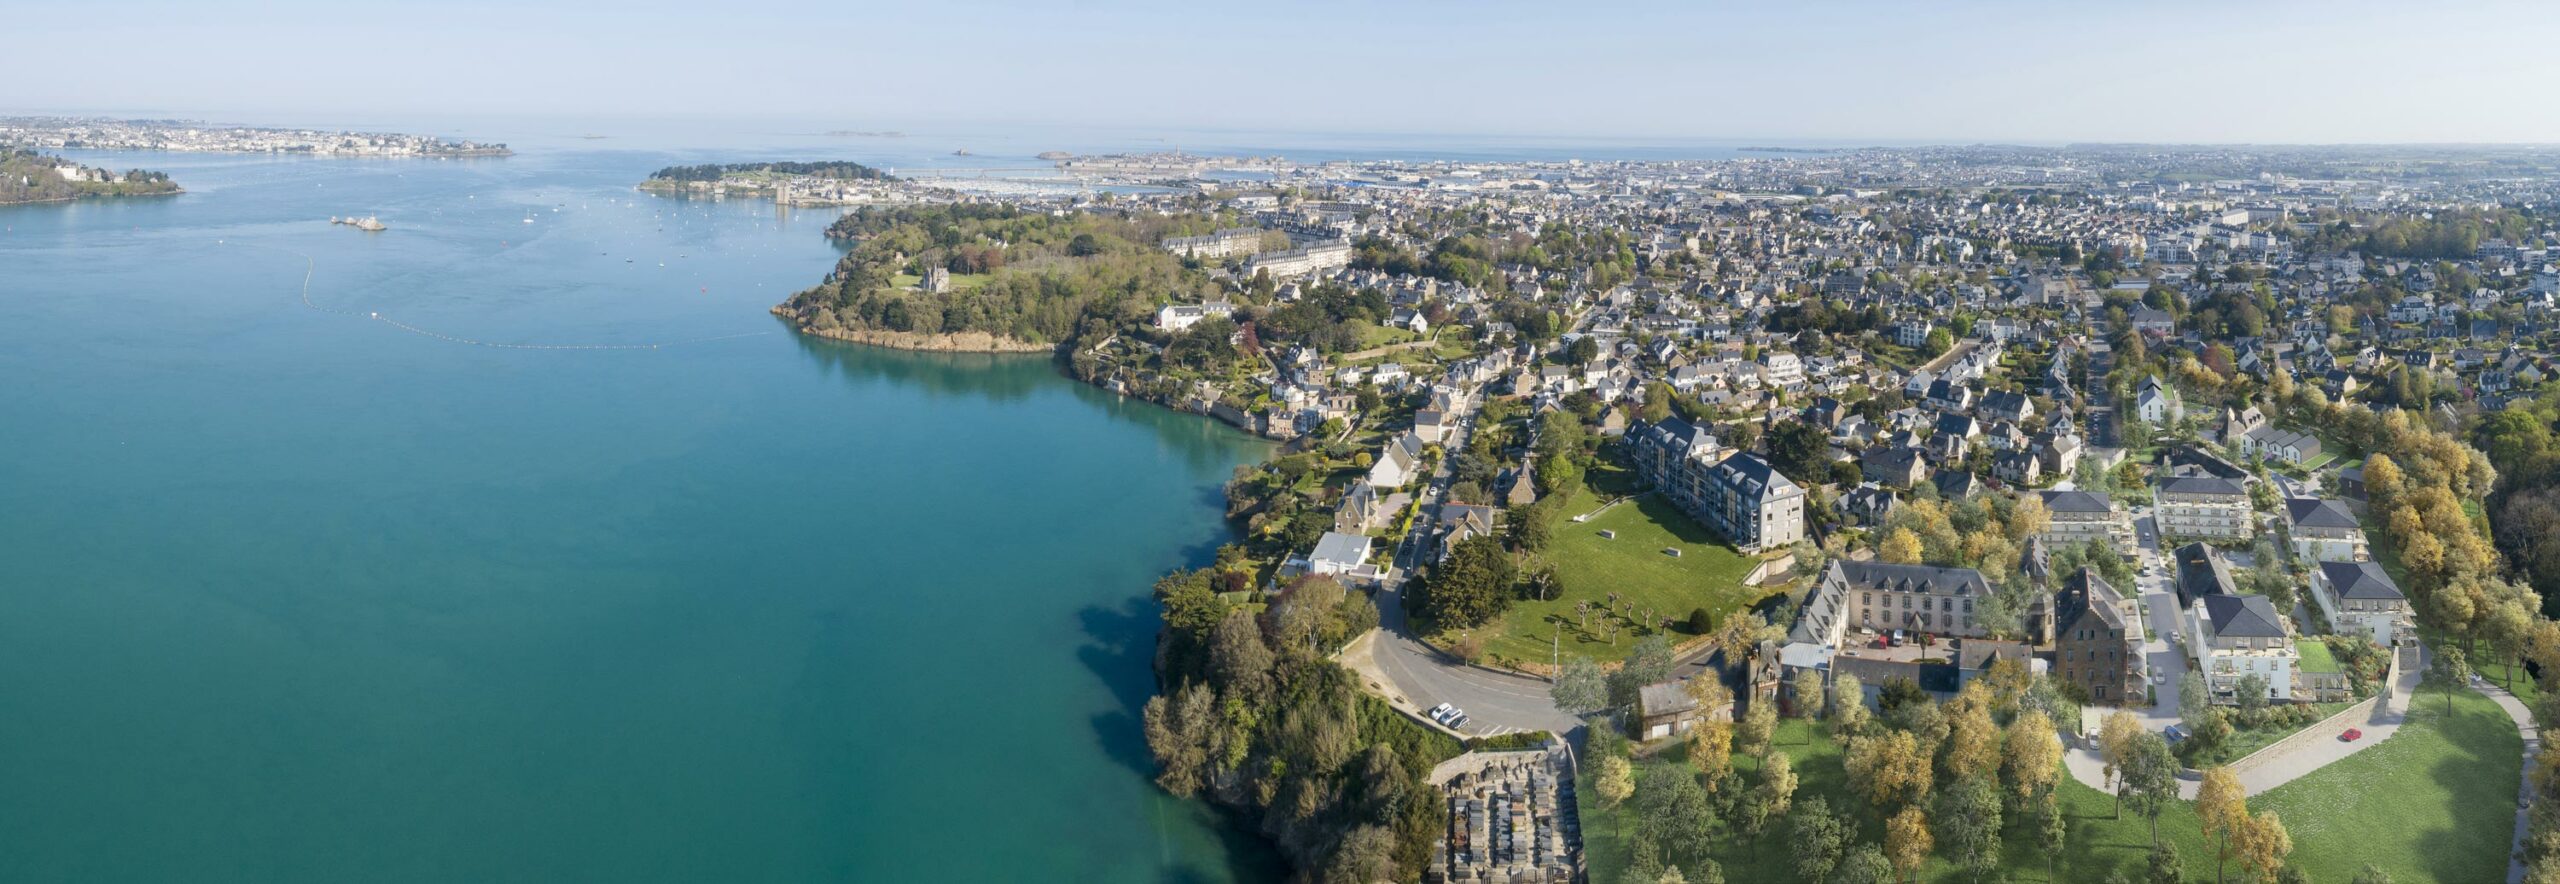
xmin=12 ymin=0 xmax=2560 ymax=146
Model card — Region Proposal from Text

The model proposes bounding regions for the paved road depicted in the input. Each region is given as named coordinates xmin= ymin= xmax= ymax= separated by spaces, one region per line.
xmin=2479 ymin=676 xmax=2541 ymax=884
xmin=1356 ymin=312 xmax=1614 ymax=739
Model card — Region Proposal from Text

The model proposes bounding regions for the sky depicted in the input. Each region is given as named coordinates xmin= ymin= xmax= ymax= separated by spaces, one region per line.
xmin=9 ymin=0 xmax=2560 ymax=145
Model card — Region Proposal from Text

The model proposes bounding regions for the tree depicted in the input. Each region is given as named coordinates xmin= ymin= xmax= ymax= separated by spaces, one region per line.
xmin=1738 ymin=701 xmax=1779 ymax=758
xmin=1418 ymin=535 xmax=1516 ymax=629
xmin=2100 ymin=711 xmax=2143 ymax=815
xmin=1323 ymin=825 xmax=1396 ymax=884
xmin=2034 ymin=791 xmax=2067 ymax=884
xmin=1611 ymin=635 xmax=1679 ymax=709
xmin=1689 ymin=716 xmax=1735 ymax=785
xmin=1845 ymin=730 xmax=1933 ymax=809
xmin=1793 ymin=669 xmax=1827 ymax=720
xmin=1830 ymin=673 xmax=1872 ymax=740
xmin=2234 ymin=810 xmax=2293 ymax=884
xmin=2148 ymin=839 xmax=2185 ymax=884
xmin=1763 ymin=750 xmax=1799 ymax=818
xmin=2198 ymin=766 xmax=2247 ymax=884
xmin=2435 ymin=646 xmax=2473 ymax=714
xmin=2351 ymin=863 xmax=2394 ymax=884
xmin=2121 ymin=732 xmax=2179 ymax=842
xmin=1765 ymin=421 xmax=1833 ymax=485
xmin=1881 ymin=528 xmax=1925 ymax=565
xmin=1594 ymin=755 xmax=1636 ymax=833
xmin=1790 ymin=798 xmax=1849 ymax=884
xmin=1209 ymin=610 xmax=1276 ymax=702
xmin=1935 ymin=776 xmax=2004 ymax=884
xmin=1887 ymin=804 xmax=1934 ymax=883
xmin=2235 ymin=673 xmax=2270 ymax=713
xmin=1945 ymin=696 xmax=2003 ymax=782
xmin=2004 ymin=708 xmax=2063 ymax=804
xmin=1552 ymin=656 xmax=1609 ymax=716
xmin=1833 ymin=845 xmax=1894 ymax=884
xmin=2180 ymin=670 xmax=2210 ymax=725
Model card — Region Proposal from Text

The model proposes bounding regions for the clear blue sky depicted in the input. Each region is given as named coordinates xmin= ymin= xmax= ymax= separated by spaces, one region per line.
xmin=11 ymin=0 xmax=2560 ymax=143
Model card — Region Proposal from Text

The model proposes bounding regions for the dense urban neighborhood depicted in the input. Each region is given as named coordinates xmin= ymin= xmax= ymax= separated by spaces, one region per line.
xmin=752 ymin=143 xmax=2560 ymax=883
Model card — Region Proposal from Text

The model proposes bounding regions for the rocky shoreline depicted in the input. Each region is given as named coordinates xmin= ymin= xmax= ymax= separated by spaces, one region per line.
xmin=772 ymin=310 xmax=1057 ymax=354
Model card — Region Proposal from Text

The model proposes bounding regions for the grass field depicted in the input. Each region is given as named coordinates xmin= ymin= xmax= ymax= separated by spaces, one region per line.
xmin=1351 ymin=319 xmax=1419 ymax=348
xmin=1583 ymin=685 xmax=2519 ymax=883
xmin=1477 ymin=481 xmax=1775 ymax=667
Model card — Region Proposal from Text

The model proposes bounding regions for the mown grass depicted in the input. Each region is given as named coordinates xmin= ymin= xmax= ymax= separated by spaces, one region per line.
xmin=1581 ymin=685 xmax=2518 ymax=883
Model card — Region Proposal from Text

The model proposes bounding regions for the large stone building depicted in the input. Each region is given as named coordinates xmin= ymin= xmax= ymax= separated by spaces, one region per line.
xmin=1628 ymin=420 xmax=1803 ymax=551
xmin=2052 ymin=568 xmax=2144 ymax=705
xmin=1795 ymin=560 xmax=1996 ymax=643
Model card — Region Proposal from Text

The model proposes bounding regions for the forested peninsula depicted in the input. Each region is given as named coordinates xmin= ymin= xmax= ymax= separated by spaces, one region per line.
xmin=0 ymin=148 xmax=179 ymax=205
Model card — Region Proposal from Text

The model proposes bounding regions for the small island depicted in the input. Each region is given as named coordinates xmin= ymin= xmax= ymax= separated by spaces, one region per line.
xmin=0 ymin=148 xmax=180 ymax=205
xmin=636 ymin=161 xmax=903 ymax=206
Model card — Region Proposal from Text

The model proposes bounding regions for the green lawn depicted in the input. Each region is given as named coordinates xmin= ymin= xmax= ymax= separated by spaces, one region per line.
xmin=2179 ymin=701 xmax=2356 ymax=768
xmin=1582 ymin=686 xmax=2519 ymax=883
xmin=1478 ymin=481 xmax=1773 ymax=667
xmin=2296 ymin=639 xmax=2341 ymax=674
xmin=1351 ymin=319 xmax=1418 ymax=348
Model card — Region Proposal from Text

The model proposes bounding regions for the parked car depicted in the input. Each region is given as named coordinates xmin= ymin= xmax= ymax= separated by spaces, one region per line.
xmin=2151 ymin=671 xmax=2167 ymax=687
xmin=1448 ymin=713 xmax=1469 ymax=729
xmin=2165 ymin=724 xmax=2188 ymax=743
xmin=2340 ymin=728 xmax=2364 ymax=742
xmin=1888 ymin=630 xmax=1906 ymax=647
xmin=1427 ymin=703 xmax=1454 ymax=723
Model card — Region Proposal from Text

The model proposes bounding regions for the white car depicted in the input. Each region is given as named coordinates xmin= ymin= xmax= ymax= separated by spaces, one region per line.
xmin=1426 ymin=703 xmax=1454 ymax=723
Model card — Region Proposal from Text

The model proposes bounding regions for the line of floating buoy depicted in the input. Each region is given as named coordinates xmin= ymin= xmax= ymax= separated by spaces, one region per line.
xmin=226 ymin=239 xmax=770 ymax=352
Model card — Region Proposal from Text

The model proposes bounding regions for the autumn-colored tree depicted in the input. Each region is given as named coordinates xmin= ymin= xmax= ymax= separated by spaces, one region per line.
xmin=1763 ymin=750 xmax=1799 ymax=818
xmin=1887 ymin=804 xmax=1934 ymax=883
xmin=2008 ymin=494 xmax=2051 ymax=544
xmin=1846 ymin=730 xmax=1934 ymax=809
xmin=2198 ymin=766 xmax=2247 ymax=884
xmin=1738 ymin=701 xmax=1778 ymax=758
xmin=1594 ymin=755 xmax=1635 ymax=834
xmin=2235 ymin=810 xmax=2294 ymax=884
xmin=1881 ymin=527 xmax=1925 ymax=564
xmin=1831 ymin=673 xmax=1872 ymax=740
xmin=1690 ymin=717 xmax=1735 ymax=786
xmin=2004 ymin=709 xmax=2062 ymax=803
xmin=1792 ymin=668 xmax=1827 ymax=720
xmin=2100 ymin=710 xmax=2144 ymax=816
xmin=1944 ymin=695 xmax=2003 ymax=782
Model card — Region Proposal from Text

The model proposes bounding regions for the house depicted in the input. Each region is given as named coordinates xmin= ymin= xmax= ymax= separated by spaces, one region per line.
xmin=1413 ymin=409 xmax=1452 ymax=445
xmin=2173 ymin=542 xmax=2240 ymax=607
xmin=2129 ymin=306 xmax=2176 ymax=336
xmin=1980 ymin=390 xmax=2035 ymax=424
xmin=2053 ymin=568 xmax=2145 ymax=705
xmin=2189 ymin=592 xmax=2297 ymax=705
xmin=2134 ymin=376 xmax=2182 ymax=425
xmin=2155 ymin=474 xmax=2251 ymax=540
xmin=1924 ymin=378 xmax=1975 ymax=413
xmin=1155 ymin=299 xmax=1235 ymax=331
xmin=1992 ymin=449 xmax=2043 ymax=485
xmin=2283 ymin=498 xmax=2368 ymax=563
xmin=2035 ymin=428 xmax=2085 ymax=475
xmin=1841 ymin=483 xmax=1901 ymax=527
xmin=2239 ymin=425 xmax=2323 ymax=465
xmin=1635 ymin=682 xmax=1717 ymax=741
xmin=1861 ymin=447 xmax=1929 ymax=488
xmin=2038 ymin=490 xmax=2135 ymax=550
xmin=1934 ymin=470 xmax=1984 ymax=501
xmin=1367 ymin=434 xmax=1424 ymax=488
xmin=2310 ymin=560 xmax=2412 ymax=646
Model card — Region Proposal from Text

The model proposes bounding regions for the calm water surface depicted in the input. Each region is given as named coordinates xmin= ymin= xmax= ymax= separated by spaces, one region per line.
xmin=0 ymin=146 xmax=1274 ymax=881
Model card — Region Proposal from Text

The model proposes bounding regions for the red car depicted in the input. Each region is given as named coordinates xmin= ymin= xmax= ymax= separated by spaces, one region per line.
xmin=2339 ymin=728 xmax=2364 ymax=742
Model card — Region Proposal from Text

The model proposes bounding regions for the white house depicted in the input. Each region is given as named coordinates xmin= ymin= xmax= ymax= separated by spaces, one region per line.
xmin=2310 ymin=560 xmax=2412 ymax=646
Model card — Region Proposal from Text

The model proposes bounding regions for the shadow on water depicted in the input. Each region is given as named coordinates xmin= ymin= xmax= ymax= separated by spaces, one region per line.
xmin=785 ymin=323 xmax=1273 ymax=475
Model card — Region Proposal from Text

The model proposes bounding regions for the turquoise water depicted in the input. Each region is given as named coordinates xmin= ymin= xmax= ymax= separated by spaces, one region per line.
xmin=0 ymin=148 xmax=1273 ymax=881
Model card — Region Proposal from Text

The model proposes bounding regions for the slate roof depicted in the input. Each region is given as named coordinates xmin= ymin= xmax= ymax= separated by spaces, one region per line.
xmin=2201 ymin=593 xmax=2287 ymax=639
xmin=2319 ymin=560 xmax=2405 ymax=601
xmin=2174 ymin=542 xmax=2237 ymax=604
xmin=2158 ymin=474 xmax=2248 ymax=497
xmin=2039 ymin=489 xmax=2116 ymax=514
xmin=2285 ymin=498 xmax=2359 ymax=530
